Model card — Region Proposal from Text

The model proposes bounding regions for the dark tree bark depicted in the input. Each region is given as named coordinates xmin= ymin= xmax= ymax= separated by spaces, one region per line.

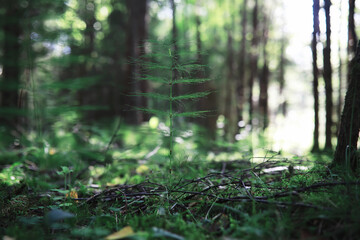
xmin=337 ymin=44 xmax=343 ymax=135
xmin=311 ymin=0 xmax=320 ymax=152
xmin=104 ymin=5 xmax=127 ymax=118
xmin=337 ymin=26 xmax=343 ymax=137
xmin=323 ymin=0 xmax=333 ymax=150
xmin=76 ymin=0 xmax=97 ymax=120
xmin=224 ymin=29 xmax=237 ymax=142
xmin=248 ymin=0 xmax=259 ymax=124
xmin=347 ymin=0 xmax=357 ymax=85
xmin=333 ymin=41 xmax=360 ymax=170
xmin=278 ymin=32 xmax=287 ymax=116
xmin=237 ymin=0 xmax=247 ymax=125
xmin=195 ymin=14 xmax=217 ymax=142
xmin=125 ymin=0 xmax=148 ymax=124
xmin=0 ymin=1 xmax=21 ymax=127
xmin=259 ymin=15 xmax=269 ymax=130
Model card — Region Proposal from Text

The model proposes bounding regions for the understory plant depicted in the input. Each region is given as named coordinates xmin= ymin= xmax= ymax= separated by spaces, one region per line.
xmin=133 ymin=40 xmax=211 ymax=173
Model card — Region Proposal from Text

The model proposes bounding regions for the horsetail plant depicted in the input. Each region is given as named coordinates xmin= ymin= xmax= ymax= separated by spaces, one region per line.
xmin=132 ymin=40 xmax=212 ymax=173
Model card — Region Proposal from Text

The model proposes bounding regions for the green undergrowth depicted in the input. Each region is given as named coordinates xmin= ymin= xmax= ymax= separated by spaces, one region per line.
xmin=1 ymin=121 xmax=359 ymax=239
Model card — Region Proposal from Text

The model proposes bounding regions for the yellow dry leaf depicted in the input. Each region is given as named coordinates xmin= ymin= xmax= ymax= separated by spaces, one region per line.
xmin=136 ymin=165 xmax=149 ymax=174
xmin=66 ymin=190 xmax=78 ymax=202
xmin=105 ymin=226 xmax=134 ymax=240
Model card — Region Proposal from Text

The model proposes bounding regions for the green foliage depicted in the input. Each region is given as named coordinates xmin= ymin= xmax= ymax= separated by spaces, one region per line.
xmin=1 ymin=123 xmax=360 ymax=239
xmin=133 ymin=40 xmax=212 ymax=171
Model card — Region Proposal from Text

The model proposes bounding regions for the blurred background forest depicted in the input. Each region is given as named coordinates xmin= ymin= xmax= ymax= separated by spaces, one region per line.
xmin=2 ymin=1 xmax=360 ymax=239
xmin=0 ymin=0 xmax=359 ymax=155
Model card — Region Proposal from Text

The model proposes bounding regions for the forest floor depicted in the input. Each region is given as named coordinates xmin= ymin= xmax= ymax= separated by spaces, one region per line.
xmin=1 ymin=121 xmax=360 ymax=239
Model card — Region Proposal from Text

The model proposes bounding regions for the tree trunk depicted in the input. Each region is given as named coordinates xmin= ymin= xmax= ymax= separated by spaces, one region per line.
xmin=259 ymin=15 xmax=269 ymax=130
xmin=237 ymin=0 xmax=247 ymax=126
xmin=105 ymin=5 xmax=127 ymax=118
xmin=279 ymin=31 xmax=287 ymax=116
xmin=248 ymin=0 xmax=259 ymax=125
xmin=195 ymin=14 xmax=217 ymax=142
xmin=333 ymin=41 xmax=360 ymax=170
xmin=337 ymin=3 xmax=344 ymax=138
xmin=77 ymin=0 xmax=97 ymax=121
xmin=224 ymin=30 xmax=237 ymax=142
xmin=323 ymin=0 xmax=333 ymax=150
xmin=311 ymin=0 xmax=320 ymax=152
xmin=347 ymin=0 xmax=357 ymax=85
xmin=125 ymin=0 xmax=148 ymax=124
xmin=0 ymin=2 xmax=21 ymax=127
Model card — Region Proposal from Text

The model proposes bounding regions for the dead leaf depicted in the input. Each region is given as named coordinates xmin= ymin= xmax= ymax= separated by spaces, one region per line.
xmin=105 ymin=226 xmax=134 ymax=240
xmin=66 ymin=190 xmax=78 ymax=202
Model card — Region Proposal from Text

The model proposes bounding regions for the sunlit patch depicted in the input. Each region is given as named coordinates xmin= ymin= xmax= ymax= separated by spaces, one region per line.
xmin=216 ymin=115 xmax=225 ymax=129
xmin=89 ymin=166 xmax=105 ymax=179
xmin=89 ymin=137 xmax=100 ymax=145
xmin=107 ymin=176 xmax=126 ymax=186
xmin=238 ymin=120 xmax=246 ymax=128
xmin=93 ymin=22 xmax=101 ymax=31
xmin=136 ymin=165 xmax=149 ymax=174
xmin=86 ymin=2 xmax=94 ymax=11
xmin=72 ymin=31 xmax=83 ymax=42
xmin=49 ymin=148 xmax=56 ymax=155
xmin=175 ymin=137 xmax=184 ymax=144
xmin=206 ymin=152 xmax=216 ymax=161
xmin=124 ymin=131 xmax=137 ymax=145
xmin=262 ymin=166 xmax=287 ymax=173
xmin=294 ymin=166 xmax=309 ymax=171
xmin=159 ymin=148 xmax=170 ymax=156
xmin=43 ymin=141 xmax=50 ymax=154
xmin=158 ymin=122 xmax=170 ymax=136
xmin=0 ymin=163 xmax=24 ymax=185
xmin=181 ymin=130 xmax=193 ymax=138
xmin=149 ymin=116 xmax=159 ymax=129
xmin=72 ymin=19 xmax=86 ymax=31
xmin=98 ymin=6 xmax=109 ymax=20
xmin=65 ymin=0 xmax=77 ymax=8
xmin=157 ymin=7 xmax=172 ymax=20
xmin=112 ymin=150 xmax=122 ymax=160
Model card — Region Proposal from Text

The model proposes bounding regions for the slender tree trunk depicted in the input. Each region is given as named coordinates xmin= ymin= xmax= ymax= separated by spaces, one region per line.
xmin=224 ymin=29 xmax=237 ymax=142
xmin=338 ymin=42 xmax=343 ymax=136
xmin=77 ymin=0 xmax=97 ymax=120
xmin=195 ymin=14 xmax=217 ymax=142
xmin=279 ymin=31 xmax=287 ymax=116
xmin=347 ymin=0 xmax=357 ymax=85
xmin=248 ymin=0 xmax=259 ymax=125
xmin=125 ymin=0 xmax=148 ymax=124
xmin=138 ymin=1 xmax=149 ymax=121
xmin=259 ymin=15 xmax=269 ymax=130
xmin=0 ymin=2 xmax=21 ymax=127
xmin=106 ymin=5 xmax=127 ymax=118
xmin=333 ymin=41 xmax=360 ymax=170
xmin=337 ymin=2 xmax=344 ymax=137
xmin=323 ymin=0 xmax=333 ymax=150
xmin=311 ymin=0 xmax=320 ymax=152
xmin=237 ymin=0 xmax=247 ymax=126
